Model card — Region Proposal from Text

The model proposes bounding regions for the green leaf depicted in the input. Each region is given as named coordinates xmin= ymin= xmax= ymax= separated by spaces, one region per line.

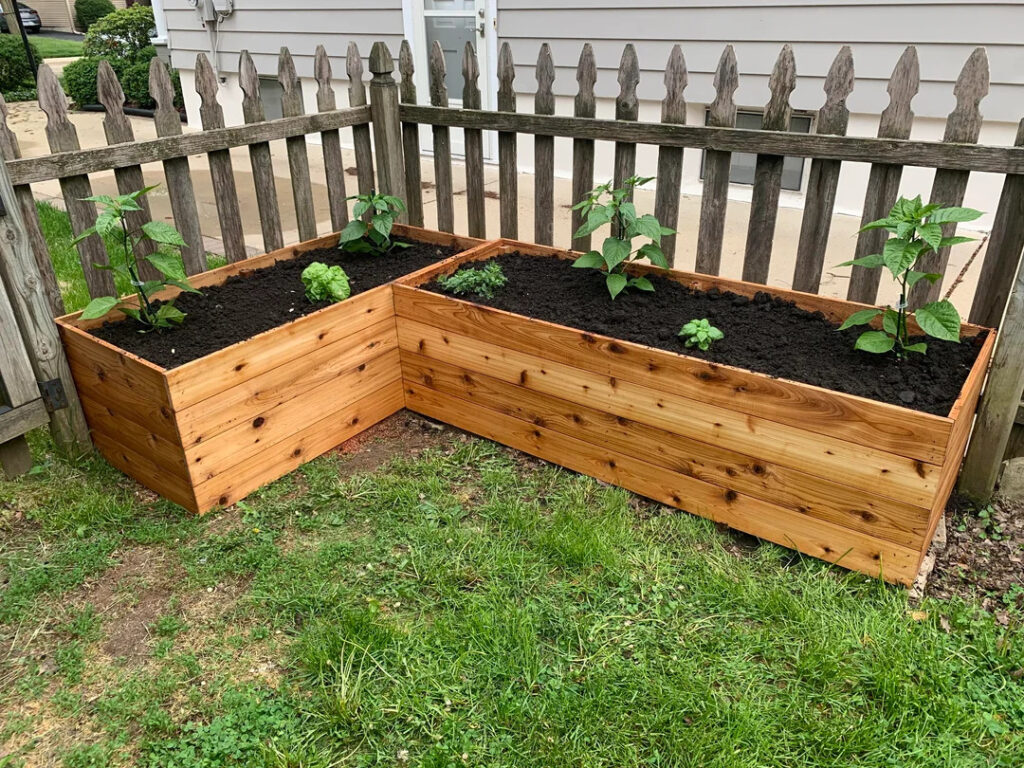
xmin=679 ymin=322 xmax=697 ymax=336
xmin=154 ymin=303 xmax=186 ymax=326
xmin=352 ymin=200 xmax=372 ymax=219
xmin=572 ymin=251 xmax=605 ymax=269
xmin=165 ymin=279 xmax=202 ymax=295
xmin=619 ymin=202 xmax=637 ymax=228
xmin=70 ymin=226 xmax=98 ymax=246
xmin=638 ymin=242 xmax=668 ymax=269
xmin=914 ymin=300 xmax=961 ymax=342
xmin=146 ymin=252 xmax=187 ymax=281
xmin=141 ymin=221 xmax=187 ymax=247
xmin=95 ymin=212 xmax=120 ymax=240
xmin=939 ymin=235 xmax=974 ymax=248
xmin=601 ymin=237 xmax=631 ymax=272
xmin=858 ymin=217 xmax=895 ymax=232
xmin=632 ymin=214 xmax=663 ymax=242
xmin=127 ymin=184 xmax=160 ymax=201
xmin=905 ymin=270 xmax=942 ymax=289
xmin=904 ymin=342 xmax=928 ymax=354
xmin=882 ymin=238 xmax=916 ymax=277
xmin=928 ymin=207 xmax=983 ymax=225
xmin=836 ymin=253 xmax=885 ymax=269
xmin=918 ymin=222 xmax=943 ymax=252
xmin=573 ymin=206 xmax=613 ymax=239
xmin=708 ymin=326 xmax=724 ymax=341
xmin=855 ymin=331 xmax=896 ymax=354
xmin=81 ymin=194 xmax=117 ymax=208
xmin=882 ymin=308 xmax=899 ymax=336
xmin=606 ymin=272 xmax=628 ymax=299
xmin=372 ymin=212 xmax=394 ymax=238
xmin=838 ymin=308 xmax=881 ymax=331
xmin=338 ymin=220 xmax=367 ymax=244
xmin=80 ymin=296 xmax=120 ymax=320
xmin=628 ymin=276 xmax=654 ymax=292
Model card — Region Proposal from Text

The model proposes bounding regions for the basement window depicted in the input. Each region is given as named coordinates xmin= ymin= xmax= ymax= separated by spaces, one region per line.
xmin=701 ymin=109 xmax=813 ymax=191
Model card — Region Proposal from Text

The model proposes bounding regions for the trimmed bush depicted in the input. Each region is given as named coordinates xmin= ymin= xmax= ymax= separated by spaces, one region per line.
xmin=61 ymin=57 xmax=101 ymax=107
xmin=74 ymin=0 xmax=115 ymax=32
xmin=0 ymin=36 xmax=40 ymax=93
xmin=83 ymin=6 xmax=155 ymax=61
xmin=119 ymin=60 xmax=155 ymax=109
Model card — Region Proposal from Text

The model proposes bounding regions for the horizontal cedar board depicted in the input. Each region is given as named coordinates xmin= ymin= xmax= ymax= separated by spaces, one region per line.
xmin=90 ymin=429 xmax=197 ymax=512
xmin=9 ymin=106 xmax=372 ymax=185
xmin=394 ymin=286 xmax=952 ymax=465
xmin=402 ymin=351 xmax=931 ymax=548
xmin=398 ymin=105 xmax=1024 ymax=175
xmin=397 ymin=318 xmax=939 ymax=509
xmin=404 ymin=380 xmax=921 ymax=585
xmin=192 ymin=380 xmax=404 ymax=511
xmin=186 ymin=348 xmax=401 ymax=483
xmin=175 ymin=318 xmax=397 ymax=446
xmin=78 ymin=392 xmax=189 ymax=476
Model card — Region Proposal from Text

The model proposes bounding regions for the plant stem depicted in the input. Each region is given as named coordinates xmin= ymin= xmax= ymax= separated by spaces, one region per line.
xmin=122 ymin=213 xmax=154 ymax=325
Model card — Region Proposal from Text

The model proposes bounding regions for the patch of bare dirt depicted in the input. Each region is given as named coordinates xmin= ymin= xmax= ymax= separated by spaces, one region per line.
xmin=333 ymin=411 xmax=453 ymax=476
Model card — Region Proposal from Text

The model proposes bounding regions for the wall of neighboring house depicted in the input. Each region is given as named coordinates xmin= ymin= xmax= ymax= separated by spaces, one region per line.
xmin=32 ymin=0 xmax=74 ymax=31
xmin=160 ymin=0 xmax=1024 ymax=230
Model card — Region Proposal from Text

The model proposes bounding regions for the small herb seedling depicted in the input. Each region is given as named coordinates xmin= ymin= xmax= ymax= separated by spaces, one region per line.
xmin=301 ymin=262 xmax=351 ymax=303
xmin=837 ymin=195 xmax=981 ymax=357
xmin=437 ymin=262 xmax=507 ymax=299
xmin=679 ymin=318 xmax=724 ymax=351
xmin=78 ymin=185 xmax=199 ymax=331
xmin=571 ymin=176 xmax=675 ymax=299
xmin=338 ymin=191 xmax=411 ymax=256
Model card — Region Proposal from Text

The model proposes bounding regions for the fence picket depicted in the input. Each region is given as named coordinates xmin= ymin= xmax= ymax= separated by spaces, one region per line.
xmin=498 ymin=43 xmax=518 ymax=239
xmin=399 ymin=41 xmax=424 ymax=227
xmin=369 ymin=43 xmax=406 ymax=218
xmin=654 ymin=45 xmax=686 ymax=265
xmin=279 ymin=48 xmax=318 ymax=242
xmin=792 ymin=46 xmax=854 ymax=293
xmin=613 ymin=44 xmax=640 ymax=234
xmin=910 ymin=47 xmax=989 ymax=309
xmin=0 ymin=93 xmax=63 ymax=316
xmin=970 ymin=118 xmax=1024 ymax=328
xmin=462 ymin=43 xmax=486 ymax=238
xmin=313 ymin=45 xmax=349 ymax=232
xmin=847 ymin=46 xmax=919 ymax=303
xmin=36 ymin=64 xmax=114 ymax=298
xmin=347 ymin=43 xmax=376 ymax=209
xmin=429 ymin=41 xmax=454 ymax=233
xmin=240 ymin=50 xmax=284 ymax=252
xmin=571 ymin=43 xmax=597 ymax=251
xmin=150 ymin=59 xmax=206 ymax=275
xmin=194 ymin=54 xmax=247 ymax=262
xmin=742 ymin=45 xmax=795 ymax=284
xmin=534 ymin=44 xmax=555 ymax=245
xmin=695 ymin=45 xmax=738 ymax=275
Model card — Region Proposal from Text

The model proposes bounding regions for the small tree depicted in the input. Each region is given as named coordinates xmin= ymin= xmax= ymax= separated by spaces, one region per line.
xmin=83 ymin=5 xmax=155 ymax=61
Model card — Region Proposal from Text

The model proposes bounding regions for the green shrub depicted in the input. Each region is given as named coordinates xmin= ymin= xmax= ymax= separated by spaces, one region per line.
xmin=0 ymin=36 xmax=40 ymax=93
xmin=83 ymin=6 xmax=155 ymax=61
xmin=61 ymin=57 xmax=101 ymax=107
xmin=74 ymin=0 xmax=115 ymax=32
xmin=119 ymin=60 xmax=155 ymax=109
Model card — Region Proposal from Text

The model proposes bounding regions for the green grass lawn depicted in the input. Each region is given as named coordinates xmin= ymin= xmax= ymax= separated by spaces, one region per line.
xmin=32 ymin=35 xmax=84 ymax=59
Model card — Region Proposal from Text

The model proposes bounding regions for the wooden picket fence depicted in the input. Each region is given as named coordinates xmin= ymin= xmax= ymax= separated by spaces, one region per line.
xmin=1 ymin=38 xmax=1023 ymax=503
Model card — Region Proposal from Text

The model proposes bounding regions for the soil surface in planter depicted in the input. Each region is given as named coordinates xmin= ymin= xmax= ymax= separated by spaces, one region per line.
xmin=425 ymin=253 xmax=985 ymax=416
xmin=92 ymin=239 xmax=461 ymax=369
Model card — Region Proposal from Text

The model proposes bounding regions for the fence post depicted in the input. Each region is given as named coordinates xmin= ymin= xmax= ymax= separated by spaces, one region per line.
xmin=369 ymin=42 xmax=406 ymax=219
xmin=0 ymin=154 xmax=90 ymax=458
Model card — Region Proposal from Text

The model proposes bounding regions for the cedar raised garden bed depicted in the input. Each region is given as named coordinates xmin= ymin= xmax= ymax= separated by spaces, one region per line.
xmin=395 ymin=239 xmax=995 ymax=585
xmin=55 ymin=225 xmax=481 ymax=513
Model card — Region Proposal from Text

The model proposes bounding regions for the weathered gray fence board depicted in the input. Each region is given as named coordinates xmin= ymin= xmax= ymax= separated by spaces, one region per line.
xmin=347 ymin=43 xmax=376 ymax=209
xmin=653 ymin=45 xmax=686 ymax=265
xmin=314 ymin=45 xmax=349 ymax=232
xmin=498 ymin=43 xmax=518 ymax=239
xmin=279 ymin=47 xmax=318 ymax=242
xmin=571 ymin=44 xmax=597 ymax=251
xmin=429 ymin=42 xmax=454 ymax=234
xmin=613 ymin=44 xmax=640 ymax=237
xmin=369 ymin=43 xmax=406 ymax=218
xmin=463 ymin=43 xmax=486 ymax=239
xmin=533 ymin=44 xmax=556 ymax=246
xmin=240 ymin=50 xmax=285 ymax=253
xmin=399 ymin=41 xmax=424 ymax=227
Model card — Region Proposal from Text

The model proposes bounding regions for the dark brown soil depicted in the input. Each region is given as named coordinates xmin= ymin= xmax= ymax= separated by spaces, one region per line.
xmin=92 ymin=239 xmax=460 ymax=369
xmin=425 ymin=252 xmax=985 ymax=416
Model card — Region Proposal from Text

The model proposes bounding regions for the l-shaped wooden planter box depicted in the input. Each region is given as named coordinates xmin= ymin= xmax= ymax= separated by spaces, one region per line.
xmin=56 ymin=225 xmax=481 ymax=514
xmin=394 ymin=239 xmax=995 ymax=585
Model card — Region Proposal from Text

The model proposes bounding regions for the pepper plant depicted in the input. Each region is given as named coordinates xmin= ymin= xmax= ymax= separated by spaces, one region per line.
xmin=837 ymin=196 xmax=981 ymax=357
xmin=338 ymin=191 xmax=411 ymax=256
xmin=571 ymin=176 xmax=674 ymax=299
xmin=78 ymin=186 xmax=199 ymax=331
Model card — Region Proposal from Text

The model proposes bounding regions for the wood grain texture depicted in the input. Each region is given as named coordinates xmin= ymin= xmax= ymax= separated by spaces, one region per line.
xmin=429 ymin=41 xmax=454 ymax=233
xmin=847 ymin=46 xmax=919 ymax=303
xmin=497 ymin=42 xmax=518 ymax=239
xmin=314 ymin=45 xmax=349 ymax=232
xmin=793 ymin=46 xmax=853 ymax=293
xmin=654 ymin=45 xmax=686 ymax=265
xmin=533 ymin=44 xmax=555 ymax=245
xmin=398 ymin=40 xmax=424 ymax=227
xmin=0 ymin=261 xmax=39 ymax=407
xmin=742 ymin=44 xmax=795 ymax=284
xmin=278 ymin=47 xmax=318 ymax=242
xmin=970 ymin=117 xmax=1024 ymax=327
xmin=151 ymin=58 xmax=205 ymax=275
xmin=240 ymin=49 xmax=284 ymax=252
xmin=462 ymin=42 xmax=486 ymax=238
xmin=696 ymin=45 xmax=738 ymax=275
xmin=36 ymin=64 xmax=114 ymax=298
xmin=612 ymin=44 xmax=640 ymax=237
xmin=369 ymin=42 xmax=406 ymax=214
xmin=571 ymin=43 xmax=597 ymax=251
xmin=910 ymin=47 xmax=989 ymax=309
xmin=194 ymin=54 xmax=247 ymax=263
xmin=347 ymin=43 xmax=376 ymax=206
xmin=0 ymin=401 xmax=47 ymax=447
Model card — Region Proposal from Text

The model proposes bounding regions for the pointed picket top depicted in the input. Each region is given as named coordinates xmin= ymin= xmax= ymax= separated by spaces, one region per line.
xmin=368 ymin=41 xmax=394 ymax=80
xmin=498 ymin=42 xmax=516 ymax=112
xmin=661 ymin=44 xmax=687 ymax=124
xmin=945 ymin=47 xmax=989 ymax=142
xmin=346 ymin=42 xmax=367 ymax=107
xmin=313 ymin=44 xmax=337 ymax=111
xmin=575 ymin=43 xmax=596 ymax=118
xmin=149 ymin=57 xmax=182 ymax=135
xmin=239 ymin=50 xmax=266 ymax=123
xmin=818 ymin=46 xmax=854 ymax=135
xmin=708 ymin=45 xmax=738 ymax=127
xmin=429 ymin=40 xmax=448 ymax=107
xmin=96 ymin=59 xmax=132 ymax=139
xmin=762 ymin=44 xmax=795 ymax=131
xmin=878 ymin=46 xmax=919 ymax=139
xmin=399 ymin=39 xmax=416 ymax=104
xmin=615 ymin=43 xmax=640 ymax=121
xmin=0 ymin=91 xmax=20 ymax=159
xmin=534 ymin=43 xmax=555 ymax=115
xmin=278 ymin=47 xmax=304 ymax=117
xmin=36 ymin=63 xmax=76 ymax=149
xmin=194 ymin=53 xmax=225 ymax=128
xmin=462 ymin=42 xmax=481 ymax=109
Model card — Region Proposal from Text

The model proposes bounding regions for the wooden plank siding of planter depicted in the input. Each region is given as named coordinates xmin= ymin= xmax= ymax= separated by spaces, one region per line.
xmin=394 ymin=240 xmax=995 ymax=585
xmin=56 ymin=225 xmax=481 ymax=514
